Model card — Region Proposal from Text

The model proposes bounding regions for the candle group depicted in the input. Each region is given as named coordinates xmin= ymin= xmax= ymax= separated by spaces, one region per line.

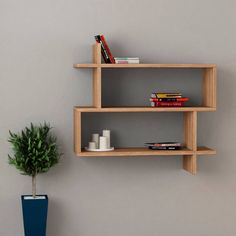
xmin=87 ymin=130 xmax=112 ymax=150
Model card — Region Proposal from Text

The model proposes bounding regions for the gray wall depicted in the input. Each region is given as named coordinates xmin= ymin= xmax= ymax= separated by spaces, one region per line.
xmin=0 ymin=0 xmax=235 ymax=235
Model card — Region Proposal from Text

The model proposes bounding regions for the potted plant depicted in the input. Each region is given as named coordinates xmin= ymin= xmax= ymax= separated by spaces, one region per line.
xmin=8 ymin=123 xmax=61 ymax=236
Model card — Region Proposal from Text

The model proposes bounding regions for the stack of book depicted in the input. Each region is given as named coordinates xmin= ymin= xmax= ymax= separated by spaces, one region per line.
xmin=150 ymin=92 xmax=189 ymax=107
xmin=114 ymin=57 xmax=140 ymax=64
xmin=145 ymin=142 xmax=182 ymax=150
xmin=95 ymin=35 xmax=115 ymax=63
xmin=94 ymin=35 xmax=140 ymax=64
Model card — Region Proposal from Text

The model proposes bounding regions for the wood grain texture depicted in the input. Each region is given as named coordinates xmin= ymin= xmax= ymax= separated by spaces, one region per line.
xmin=202 ymin=67 xmax=217 ymax=108
xmin=75 ymin=146 xmax=215 ymax=157
xmin=73 ymin=63 xmax=216 ymax=69
xmin=184 ymin=111 xmax=197 ymax=151
xmin=73 ymin=64 xmax=98 ymax=68
xmin=183 ymin=154 xmax=197 ymax=175
xmin=92 ymin=43 xmax=102 ymax=108
xmin=74 ymin=106 xmax=216 ymax=112
xmin=77 ymin=147 xmax=193 ymax=157
xmin=74 ymin=109 xmax=81 ymax=154
xmin=197 ymin=146 xmax=216 ymax=155
xmin=183 ymin=111 xmax=197 ymax=174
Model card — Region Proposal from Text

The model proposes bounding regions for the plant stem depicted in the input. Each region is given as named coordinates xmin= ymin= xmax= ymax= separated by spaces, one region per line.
xmin=32 ymin=175 xmax=36 ymax=198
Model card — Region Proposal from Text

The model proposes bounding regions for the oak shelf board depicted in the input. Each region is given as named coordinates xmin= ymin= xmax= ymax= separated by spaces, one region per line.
xmin=74 ymin=106 xmax=216 ymax=113
xmin=74 ymin=63 xmax=98 ymax=68
xmin=77 ymin=147 xmax=193 ymax=157
xmin=76 ymin=146 xmax=215 ymax=157
xmin=197 ymin=146 xmax=216 ymax=155
xmin=74 ymin=63 xmax=216 ymax=69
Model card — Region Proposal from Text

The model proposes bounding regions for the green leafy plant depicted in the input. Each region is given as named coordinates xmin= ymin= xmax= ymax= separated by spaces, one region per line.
xmin=8 ymin=123 xmax=61 ymax=198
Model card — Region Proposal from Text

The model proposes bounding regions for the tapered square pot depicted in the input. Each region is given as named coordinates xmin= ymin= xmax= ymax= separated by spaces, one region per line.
xmin=21 ymin=195 xmax=48 ymax=236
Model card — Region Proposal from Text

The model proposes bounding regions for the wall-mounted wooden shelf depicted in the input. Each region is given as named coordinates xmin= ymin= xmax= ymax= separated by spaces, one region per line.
xmin=73 ymin=43 xmax=217 ymax=175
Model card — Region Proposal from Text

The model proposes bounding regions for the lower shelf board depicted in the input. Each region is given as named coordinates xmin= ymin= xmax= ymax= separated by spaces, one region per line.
xmin=75 ymin=106 xmax=216 ymax=112
xmin=76 ymin=146 xmax=216 ymax=157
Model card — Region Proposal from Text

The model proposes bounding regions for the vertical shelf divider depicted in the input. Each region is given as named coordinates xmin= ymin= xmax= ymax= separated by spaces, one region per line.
xmin=93 ymin=43 xmax=102 ymax=108
xmin=202 ymin=66 xmax=217 ymax=108
xmin=74 ymin=109 xmax=81 ymax=154
xmin=183 ymin=111 xmax=197 ymax=174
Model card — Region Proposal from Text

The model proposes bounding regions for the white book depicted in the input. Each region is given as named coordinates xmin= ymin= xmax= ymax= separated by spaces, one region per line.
xmin=114 ymin=57 xmax=139 ymax=60
xmin=115 ymin=60 xmax=140 ymax=64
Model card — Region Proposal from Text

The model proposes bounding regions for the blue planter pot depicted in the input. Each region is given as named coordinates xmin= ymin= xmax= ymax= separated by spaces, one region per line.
xmin=21 ymin=195 xmax=48 ymax=236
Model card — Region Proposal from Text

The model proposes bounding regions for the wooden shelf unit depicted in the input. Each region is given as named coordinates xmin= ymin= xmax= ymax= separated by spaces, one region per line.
xmin=73 ymin=43 xmax=217 ymax=175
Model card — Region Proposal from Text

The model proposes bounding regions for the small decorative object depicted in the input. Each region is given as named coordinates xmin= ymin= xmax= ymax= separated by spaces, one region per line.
xmin=85 ymin=129 xmax=114 ymax=152
xmin=99 ymin=136 xmax=108 ymax=149
xmin=85 ymin=147 xmax=114 ymax=152
xmin=8 ymin=123 xmax=61 ymax=236
xmin=102 ymin=129 xmax=110 ymax=148
xmin=92 ymin=133 xmax=99 ymax=148
xmin=88 ymin=141 xmax=96 ymax=149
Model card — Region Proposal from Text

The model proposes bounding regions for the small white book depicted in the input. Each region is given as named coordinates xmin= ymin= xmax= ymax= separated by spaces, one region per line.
xmin=114 ymin=57 xmax=140 ymax=64
xmin=114 ymin=57 xmax=139 ymax=60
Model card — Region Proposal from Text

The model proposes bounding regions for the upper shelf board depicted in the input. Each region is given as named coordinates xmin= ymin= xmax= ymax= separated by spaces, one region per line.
xmin=73 ymin=63 xmax=216 ymax=69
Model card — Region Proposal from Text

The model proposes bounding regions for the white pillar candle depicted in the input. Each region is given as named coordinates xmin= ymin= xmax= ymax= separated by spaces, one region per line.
xmin=92 ymin=133 xmax=99 ymax=149
xmin=88 ymin=142 xmax=96 ymax=150
xmin=99 ymin=136 xmax=108 ymax=150
xmin=102 ymin=130 xmax=110 ymax=148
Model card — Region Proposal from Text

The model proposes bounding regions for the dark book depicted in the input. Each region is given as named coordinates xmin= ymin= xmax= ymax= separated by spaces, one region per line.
xmin=100 ymin=35 xmax=115 ymax=63
xmin=145 ymin=142 xmax=182 ymax=147
xmin=150 ymin=98 xmax=189 ymax=102
xmin=151 ymin=93 xmax=182 ymax=98
xmin=94 ymin=35 xmax=110 ymax=63
xmin=151 ymin=101 xmax=184 ymax=107
xmin=148 ymin=146 xmax=181 ymax=150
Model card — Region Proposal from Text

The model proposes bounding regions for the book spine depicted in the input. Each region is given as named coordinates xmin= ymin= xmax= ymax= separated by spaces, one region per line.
xmin=95 ymin=35 xmax=110 ymax=63
xmin=151 ymin=101 xmax=184 ymax=107
xmin=151 ymin=94 xmax=182 ymax=98
xmin=153 ymin=143 xmax=181 ymax=147
xmin=152 ymin=92 xmax=182 ymax=95
xmin=114 ymin=57 xmax=140 ymax=60
xmin=150 ymin=98 xmax=189 ymax=102
xmin=100 ymin=35 xmax=115 ymax=63
xmin=115 ymin=60 xmax=139 ymax=64
xmin=149 ymin=146 xmax=181 ymax=150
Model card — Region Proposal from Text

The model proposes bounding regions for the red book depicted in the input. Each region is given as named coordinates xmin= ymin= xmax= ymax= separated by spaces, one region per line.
xmin=150 ymin=97 xmax=189 ymax=102
xmin=100 ymin=35 xmax=115 ymax=64
xmin=95 ymin=35 xmax=110 ymax=63
xmin=151 ymin=101 xmax=184 ymax=107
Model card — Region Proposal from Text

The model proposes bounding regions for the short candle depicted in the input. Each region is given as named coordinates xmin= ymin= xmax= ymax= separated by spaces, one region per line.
xmin=99 ymin=136 xmax=108 ymax=150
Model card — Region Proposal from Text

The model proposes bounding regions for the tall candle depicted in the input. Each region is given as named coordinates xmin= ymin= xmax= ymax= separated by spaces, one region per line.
xmin=102 ymin=130 xmax=110 ymax=148
xmin=92 ymin=133 xmax=99 ymax=149
xmin=99 ymin=136 xmax=108 ymax=150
